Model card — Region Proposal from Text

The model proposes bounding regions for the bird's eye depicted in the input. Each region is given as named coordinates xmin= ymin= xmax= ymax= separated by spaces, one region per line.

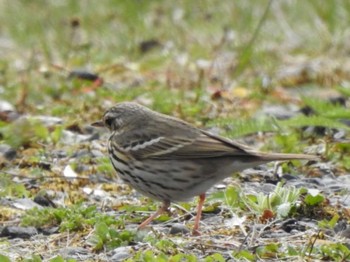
xmin=104 ymin=117 xmax=114 ymax=128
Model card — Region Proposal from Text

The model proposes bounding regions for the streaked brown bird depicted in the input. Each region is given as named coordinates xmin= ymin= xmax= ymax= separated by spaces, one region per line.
xmin=92 ymin=102 xmax=317 ymax=234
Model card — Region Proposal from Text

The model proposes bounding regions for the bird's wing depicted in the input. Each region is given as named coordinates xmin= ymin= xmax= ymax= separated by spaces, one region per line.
xmin=152 ymin=130 xmax=255 ymax=159
xmin=113 ymin=132 xmax=195 ymax=159
xmin=115 ymin=128 xmax=255 ymax=160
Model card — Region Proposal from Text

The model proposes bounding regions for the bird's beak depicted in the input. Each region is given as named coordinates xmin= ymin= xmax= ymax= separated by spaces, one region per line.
xmin=91 ymin=120 xmax=105 ymax=127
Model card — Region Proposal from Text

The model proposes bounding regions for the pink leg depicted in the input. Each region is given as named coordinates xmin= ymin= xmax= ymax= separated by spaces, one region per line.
xmin=192 ymin=193 xmax=205 ymax=235
xmin=138 ymin=201 xmax=170 ymax=229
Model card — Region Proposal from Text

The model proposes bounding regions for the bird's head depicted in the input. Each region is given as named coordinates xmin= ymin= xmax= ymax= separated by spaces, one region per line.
xmin=91 ymin=102 xmax=148 ymax=132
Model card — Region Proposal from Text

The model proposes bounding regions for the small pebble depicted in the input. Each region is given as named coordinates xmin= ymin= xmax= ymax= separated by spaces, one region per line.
xmin=169 ymin=223 xmax=190 ymax=235
xmin=1 ymin=226 xmax=37 ymax=239
xmin=60 ymin=247 xmax=93 ymax=260
xmin=12 ymin=198 xmax=42 ymax=210
xmin=0 ymin=144 xmax=16 ymax=160
xmin=110 ymin=246 xmax=132 ymax=261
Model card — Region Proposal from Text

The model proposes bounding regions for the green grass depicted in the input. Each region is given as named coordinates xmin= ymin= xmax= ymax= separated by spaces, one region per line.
xmin=1 ymin=0 xmax=349 ymax=109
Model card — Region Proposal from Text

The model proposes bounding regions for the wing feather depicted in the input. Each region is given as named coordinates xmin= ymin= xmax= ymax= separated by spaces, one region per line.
xmin=148 ymin=130 xmax=253 ymax=159
xmin=111 ymin=114 xmax=256 ymax=159
xmin=115 ymin=129 xmax=254 ymax=160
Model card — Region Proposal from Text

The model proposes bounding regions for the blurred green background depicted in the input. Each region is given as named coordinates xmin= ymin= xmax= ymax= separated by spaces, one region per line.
xmin=1 ymin=0 xmax=349 ymax=118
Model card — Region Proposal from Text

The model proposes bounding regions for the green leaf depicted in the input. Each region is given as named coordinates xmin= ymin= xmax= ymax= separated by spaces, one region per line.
xmin=23 ymin=254 xmax=43 ymax=262
xmin=304 ymin=193 xmax=324 ymax=206
xmin=205 ymin=253 xmax=225 ymax=262
xmin=95 ymin=222 xmax=110 ymax=241
xmin=49 ymin=256 xmax=65 ymax=262
xmin=318 ymin=214 xmax=339 ymax=229
xmin=233 ymin=250 xmax=256 ymax=261
xmin=320 ymin=243 xmax=350 ymax=260
xmin=0 ymin=254 xmax=11 ymax=262
xmin=51 ymin=125 xmax=63 ymax=144
xmin=256 ymin=243 xmax=281 ymax=258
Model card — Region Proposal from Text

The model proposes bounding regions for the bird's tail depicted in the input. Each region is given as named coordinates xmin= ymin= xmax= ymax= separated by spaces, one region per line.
xmin=253 ymin=152 xmax=319 ymax=162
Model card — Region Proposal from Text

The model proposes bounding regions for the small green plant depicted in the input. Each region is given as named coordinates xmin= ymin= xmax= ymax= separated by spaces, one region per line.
xmin=22 ymin=254 xmax=43 ymax=262
xmin=319 ymin=243 xmax=350 ymax=261
xmin=95 ymin=156 xmax=114 ymax=175
xmin=256 ymin=243 xmax=281 ymax=260
xmin=125 ymin=250 xmax=199 ymax=262
xmin=0 ymin=173 xmax=29 ymax=198
xmin=318 ymin=214 xmax=339 ymax=230
xmin=204 ymin=253 xmax=225 ymax=262
xmin=296 ymin=188 xmax=328 ymax=220
xmin=243 ymin=182 xmax=301 ymax=218
xmin=87 ymin=222 xmax=135 ymax=251
xmin=235 ymin=243 xmax=305 ymax=261
xmin=21 ymin=204 xmax=123 ymax=232
xmin=49 ymin=256 xmax=76 ymax=262
xmin=208 ymin=186 xmax=244 ymax=211
xmin=50 ymin=125 xmax=64 ymax=144
xmin=232 ymin=250 xmax=256 ymax=261
xmin=328 ymin=142 xmax=350 ymax=170
xmin=303 ymin=189 xmax=325 ymax=206
xmin=0 ymin=118 xmax=50 ymax=148
xmin=272 ymin=132 xmax=307 ymax=154
xmin=0 ymin=254 xmax=11 ymax=262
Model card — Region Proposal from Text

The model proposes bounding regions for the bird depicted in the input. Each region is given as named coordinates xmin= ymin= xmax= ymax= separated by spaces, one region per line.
xmin=92 ymin=101 xmax=318 ymax=235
